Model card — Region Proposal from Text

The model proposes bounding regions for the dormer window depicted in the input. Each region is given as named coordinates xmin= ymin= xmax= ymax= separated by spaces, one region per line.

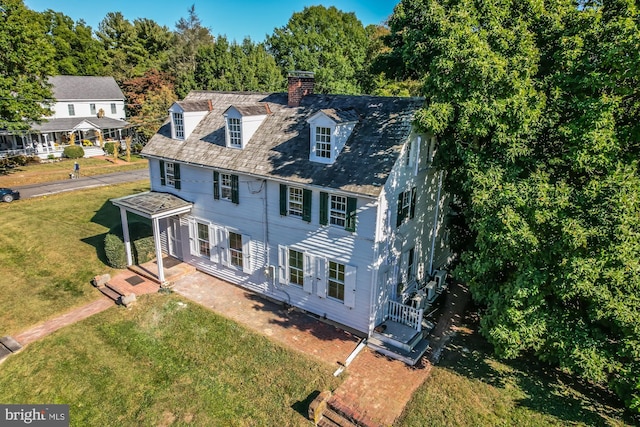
xmin=307 ymin=108 xmax=359 ymax=164
xmin=172 ymin=112 xmax=184 ymax=139
xmin=228 ymin=117 xmax=242 ymax=147
xmin=168 ymin=101 xmax=210 ymax=140
xmin=223 ymin=104 xmax=270 ymax=149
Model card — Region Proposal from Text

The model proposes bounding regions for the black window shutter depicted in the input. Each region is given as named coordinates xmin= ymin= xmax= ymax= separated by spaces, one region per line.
xmin=396 ymin=193 xmax=404 ymax=227
xmin=410 ymin=187 xmax=417 ymax=219
xmin=160 ymin=160 xmax=166 ymax=186
xmin=173 ymin=163 xmax=181 ymax=189
xmin=302 ymin=189 xmax=312 ymax=222
xmin=319 ymin=192 xmax=329 ymax=225
xmin=345 ymin=197 xmax=357 ymax=232
xmin=213 ymin=171 xmax=220 ymax=199
xmin=279 ymin=184 xmax=288 ymax=216
xmin=231 ymin=174 xmax=239 ymax=204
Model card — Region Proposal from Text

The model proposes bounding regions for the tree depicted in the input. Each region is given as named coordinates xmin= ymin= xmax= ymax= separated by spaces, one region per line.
xmin=0 ymin=0 xmax=55 ymax=131
xmin=385 ymin=0 xmax=640 ymax=412
xmin=193 ymin=36 xmax=283 ymax=92
xmin=171 ymin=4 xmax=214 ymax=97
xmin=41 ymin=10 xmax=106 ymax=76
xmin=266 ymin=5 xmax=368 ymax=94
xmin=122 ymin=70 xmax=177 ymax=142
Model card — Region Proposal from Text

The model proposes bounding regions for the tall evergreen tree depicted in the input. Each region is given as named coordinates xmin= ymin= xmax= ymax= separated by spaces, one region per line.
xmin=0 ymin=0 xmax=55 ymax=131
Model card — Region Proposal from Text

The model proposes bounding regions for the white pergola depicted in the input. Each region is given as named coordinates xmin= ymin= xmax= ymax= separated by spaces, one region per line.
xmin=111 ymin=192 xmax=192 ymax=284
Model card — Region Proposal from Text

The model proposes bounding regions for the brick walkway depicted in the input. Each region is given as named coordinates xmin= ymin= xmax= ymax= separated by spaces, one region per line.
xmin=13 ymin=297 xmax=114 ymax=346
xmin=171 ymin=271 xmax=470 ymax=427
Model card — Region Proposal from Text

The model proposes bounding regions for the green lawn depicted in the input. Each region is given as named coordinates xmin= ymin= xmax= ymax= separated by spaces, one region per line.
xmin=0 ymin=295 xmax=341 ymax=426
xmin=0 ymin=181 xmax=149 ymax=335
xmin=0 ymin=156 xmax=147 ymax=187
xmin=397 ymin=315 xmax=635 ymax=427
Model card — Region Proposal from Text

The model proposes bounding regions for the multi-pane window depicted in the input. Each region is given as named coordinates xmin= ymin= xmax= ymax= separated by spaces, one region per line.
xmin=90 ymin=104 xmax=96 ymax=115
xmin=220 ymin=173 xmax=232 ymax=200
xmin=330 ymin=195 xmax=347 ymax=227
xmin=288 ymin=187 xmax=303 ymax=217
xmin=315 ymin=127 xmax=331 ymax=159
xmin=328 ymin=261 xmax=345 ymax=301
xmin=173 ymin=112 xmax=184 ymax=139
xmin=68 ymin=104 xmax=75 ymax=116
xmin=111 ymin=103 xmax=117 ymax=114
xmin=228 ymin=118 xmax=241 ymax=147
xmin=229 ymin=232 xmax=243 ymax=268
xmin=165 ymin=162 xmax=176 ymax=187
xmin=288 ymin=249 xmax=304 ymax=286
xmin=197 ymin=223 xmax=210 ymax=257
xmin=396 ymin=188 xmax=416 ymax=227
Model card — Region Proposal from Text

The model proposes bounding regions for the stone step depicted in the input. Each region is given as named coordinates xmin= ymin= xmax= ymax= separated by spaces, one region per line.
xmin=367 ymin=335 xmax=430 ymax=366
xmin=321 ymin=408 xmax=359 ymax=427
xmin=98 ymin=285 xmax=122 ymax=303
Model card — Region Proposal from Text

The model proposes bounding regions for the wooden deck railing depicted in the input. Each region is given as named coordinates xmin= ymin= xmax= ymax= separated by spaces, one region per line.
xmin=385 ymin=300 xmax=423 ymax=332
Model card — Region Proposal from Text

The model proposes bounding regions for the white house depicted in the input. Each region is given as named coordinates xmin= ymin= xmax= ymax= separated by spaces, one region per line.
xmin=112 ymin=72 xmax=452 ymax=364
xmin=0 ymin=76 xmax=129 ymax=158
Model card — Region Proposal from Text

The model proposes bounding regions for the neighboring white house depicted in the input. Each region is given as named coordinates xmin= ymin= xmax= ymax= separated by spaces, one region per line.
xmin=0 ymin=75 xmax=129 ymax=158
xmin=112 ymin=72 xmax=452 ymax=364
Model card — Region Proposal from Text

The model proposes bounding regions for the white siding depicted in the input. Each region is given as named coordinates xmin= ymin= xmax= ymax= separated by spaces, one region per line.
xmin=146 ymin=158 xmax=380 ymax=334
xmin=372 ymin=131 xmax=453 ymax=327
xmin=49 ymin=100 xmax=125 ymax=120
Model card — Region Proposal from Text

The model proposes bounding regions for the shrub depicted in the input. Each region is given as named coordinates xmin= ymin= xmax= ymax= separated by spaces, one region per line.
xmin=104 ymin=142 xmax=119 ymax=155
xmin=63 ymin=145 xmax=84 ymax=159
xmin=132 ymin=143 xmax=144 ymax=153
xmin=104 ymin=221 xmax=155 ymax=269
xmin=104 ymin=233 xmax=127 ymax=269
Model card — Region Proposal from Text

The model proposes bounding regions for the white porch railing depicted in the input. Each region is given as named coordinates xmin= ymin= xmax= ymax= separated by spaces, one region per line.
xmin=384 ymin=300 xmax=423 ymax=332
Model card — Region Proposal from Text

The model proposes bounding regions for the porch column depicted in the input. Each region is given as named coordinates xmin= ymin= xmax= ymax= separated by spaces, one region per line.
xmin=152 ymin=217 xmax=165 ymax=283
xmin=119 ymin=207 xmax=133 ymax=266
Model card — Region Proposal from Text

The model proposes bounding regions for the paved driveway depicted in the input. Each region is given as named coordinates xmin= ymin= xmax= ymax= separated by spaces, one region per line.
xmin=15 ymin=169 xmax=149 ymax=199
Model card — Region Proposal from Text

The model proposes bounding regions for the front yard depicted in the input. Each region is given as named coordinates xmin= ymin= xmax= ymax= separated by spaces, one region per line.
xmin=0 ymin=295 xmax=340 ymax=426
xmin=0 ymin=181 xmax=148 ymax=335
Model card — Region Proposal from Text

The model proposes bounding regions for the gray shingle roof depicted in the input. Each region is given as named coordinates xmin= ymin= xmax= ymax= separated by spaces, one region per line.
xmin=228 ymin=103 xmax=271 ymax=116
xmin=142 ymin=91 xmax=424 ymax=198
xmin=32 ymin=117 xmax=129 ymax=132
xmin=317 ymin=108 xmax=360 ymax=123
xmin=175 ymin=101 xmax=211 ymax=112
xmin=49 ymin=76 xmax=125 ymax=101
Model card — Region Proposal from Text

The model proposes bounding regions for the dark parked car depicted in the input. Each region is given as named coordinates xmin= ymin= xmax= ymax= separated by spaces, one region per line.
xmin=0 ymin=188 xmax=19 ymax=203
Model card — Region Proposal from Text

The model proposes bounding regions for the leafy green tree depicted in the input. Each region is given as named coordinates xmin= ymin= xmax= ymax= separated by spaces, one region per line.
xmin=385 ymin=0 xmax=640 ymax=412
xmin=0 ymin=0 xmax=55 ymax=131
xmin=266 ymin=5 xmax=368 ymax=94
xmin=41 ymin=10 xmax=106 ymax=76
xmin=193 ymin=36 xmax=283 ymax=92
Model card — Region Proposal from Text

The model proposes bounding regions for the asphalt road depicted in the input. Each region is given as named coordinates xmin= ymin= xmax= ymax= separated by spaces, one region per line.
xmin=14 ymin=169 xmax=150 ymax=199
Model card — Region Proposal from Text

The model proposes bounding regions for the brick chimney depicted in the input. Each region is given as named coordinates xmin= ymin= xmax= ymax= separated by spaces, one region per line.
xmin=288 ymin=71 xmax=315 ymax=107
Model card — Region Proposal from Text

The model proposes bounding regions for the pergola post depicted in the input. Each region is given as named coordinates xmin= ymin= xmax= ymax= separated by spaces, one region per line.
xmin=152 ymin=217 xmax=165 ymax=283
xmin=120 ymin=207 xmax=133 ymax=266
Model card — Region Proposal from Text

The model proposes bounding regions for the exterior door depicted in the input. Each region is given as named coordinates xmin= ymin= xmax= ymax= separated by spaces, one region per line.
xmin=168 ymin=217 xmax=183 ymax=259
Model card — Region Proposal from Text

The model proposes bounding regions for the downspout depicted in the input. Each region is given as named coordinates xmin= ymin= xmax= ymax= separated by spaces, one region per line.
xmin=428 ymin=171 xmax=444 ymax=276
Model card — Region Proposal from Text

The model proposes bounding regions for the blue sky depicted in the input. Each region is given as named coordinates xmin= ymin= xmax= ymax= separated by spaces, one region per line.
xmin=24 ymin=1 xmax=399 ymax=42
